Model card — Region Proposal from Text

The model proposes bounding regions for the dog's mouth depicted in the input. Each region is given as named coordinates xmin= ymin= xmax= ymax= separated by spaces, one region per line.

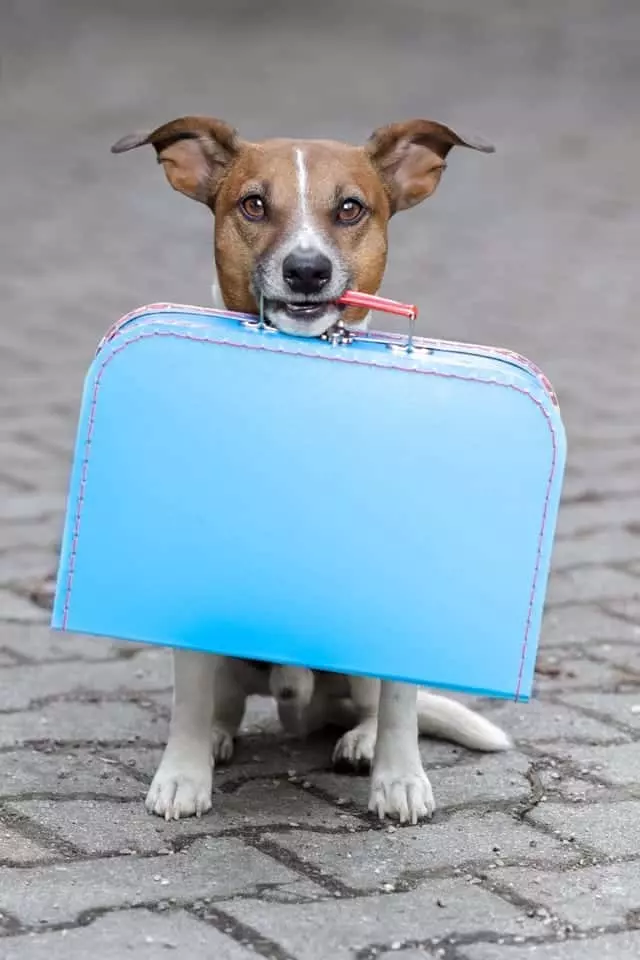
xmin=261 ymin=296 xmax=345 ymax=338
xmin=276 ymin=300 xmax=342 ymax=322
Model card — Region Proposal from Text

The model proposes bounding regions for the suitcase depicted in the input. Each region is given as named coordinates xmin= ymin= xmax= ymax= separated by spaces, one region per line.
xmin=51 ymin=293 xmax=566 ymax=702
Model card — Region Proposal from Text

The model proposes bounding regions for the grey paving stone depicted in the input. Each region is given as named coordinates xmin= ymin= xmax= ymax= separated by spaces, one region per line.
xmin=112 ymin=738 xmax=321 ymax=792
xmin=101 ymin=746 xmax=165 ymax=782
xmin=536 ymin=772 xmax=612 ymax=804
xmin=544 ymin=742 xmax=640 ymax=787
xmin=601 ymin=599 xmax=640 ymax=624
xmin=0 ymin=440 xmax=68 ymax=491
xmin=0 ymin=519 xmax=64 ymax=553
xmin=213 ymin=776 xmax=361 ymax=828
xmin=478 ymin=700 xmax=627 ymax=745
xmin=378 ymin=951 xmax=432 ymax=960
xmin=0 ymin=551 xmax=58 ymax=588
xmin=9 ymin=785 xmax=360 ymax=855
xmin=541 ymin=606 xmax=640 ymax=647
xmin=553 ymin=529 xmax=640 ymax=569
xmin=0 ymin=701 xmax=166 ymax=748
xmin=0 ymin=624 xmax=146 ymax=662
xmin=264 ymin=811 xmax=579 ymax=891
xmin=431 ymin=754 xmax=536 ymax=809
xmin=0 ymin=909 xmax=257 ymax=960
xmin=0 ymin=591 xmax=48 ymax=623
xmin=562 ymin=465 xmax=640 ymax=501
xmin=223 ymin=881 xmax=544 ymax=959
xmin=0 ymin=837 xmax=308 ymax=925
xmin=0 ymin=653 xmax=171 ymax=710
xmin=556 ymin=499 xmax=640 ymax=540
xmin=0 ymin=495 xmax=65 ymax=524
xmin=581 ymin=643 xmax=640 ymax=676
xmin=462 ymin=931 xmax=640 ymax=960
xmin=311 ymin=752 xmax=532 ymax=814
xmin=528 ymin=799 xmax=640 ymax=858
xmin=532 ymin=656 xmax=627 ymax=691
xmin=0 ymin=747 xmax=144 ymax=799
xmin=560 ymin=692 xmax=640 ymax=730
xmin=0 ymin=827 xmax=53 ymax=864
xmin=546 ymin=566 xmax=640 ymax=606
xmin=492 ymin=860 xmax=640 ymax=929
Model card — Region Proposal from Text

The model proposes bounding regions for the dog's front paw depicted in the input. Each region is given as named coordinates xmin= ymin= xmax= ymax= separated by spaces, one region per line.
xmin=211 ymin=726 xmax=235 ymax=763
xmin=332 ymin=723 xmax=376 ymax=770
xmin=368 ymin=764 xmax=435 ymax=824
xmin=146 ymin=756 xmax=213 ymax=820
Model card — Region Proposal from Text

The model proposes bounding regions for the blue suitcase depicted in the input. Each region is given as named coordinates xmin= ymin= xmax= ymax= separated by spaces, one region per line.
xmin=51 ymin=295 xmax=566 ymax=702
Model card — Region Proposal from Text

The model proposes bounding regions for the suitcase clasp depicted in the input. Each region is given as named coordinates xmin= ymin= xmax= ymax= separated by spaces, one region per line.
xmin=321 ymin=322 xmax=354 ymax=346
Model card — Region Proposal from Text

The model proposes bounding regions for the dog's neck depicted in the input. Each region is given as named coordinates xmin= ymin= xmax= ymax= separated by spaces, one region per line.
xmin=210 ymin=272 xmax=371 ymax=333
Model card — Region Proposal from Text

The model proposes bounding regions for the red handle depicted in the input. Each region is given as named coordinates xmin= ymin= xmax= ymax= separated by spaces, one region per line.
xmin=337 ymin=291 xmax=418 ymax=322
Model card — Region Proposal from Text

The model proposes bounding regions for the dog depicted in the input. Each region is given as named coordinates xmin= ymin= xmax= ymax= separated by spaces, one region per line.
xmin=111 ymin=115 xmax=502 ymax=824
xmin=204 ymin=659 xmax=509 ymax=771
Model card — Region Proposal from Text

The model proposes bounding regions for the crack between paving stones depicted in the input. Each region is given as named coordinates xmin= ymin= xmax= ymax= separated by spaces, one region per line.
xmin=189 ymin=903 xmax=299 ymax=960
xmin=355 ymin=920 xmax=640 ymax=959
xmin=0 ymin=899 xmax=299 ymax=958
xmin=0 ymin=801 xmax=83 ymax=858
xmin=545 ymin=692 xmax=640 ymax=738
xmin=0 ymin=739 xmax=166 ymax=755
xmin=0 ymin=689 xmax=173 ymax=715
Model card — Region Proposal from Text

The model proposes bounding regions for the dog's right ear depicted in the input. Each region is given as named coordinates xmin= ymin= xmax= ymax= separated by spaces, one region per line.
xmin=110 ymin=116 xmax=242 ymax=204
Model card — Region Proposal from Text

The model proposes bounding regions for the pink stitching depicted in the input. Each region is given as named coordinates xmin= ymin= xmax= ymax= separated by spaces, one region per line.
xmin=62 ymin=329 xmax=559 ymax=701
xmin=99 ymin=302 xmax=560 ymax=405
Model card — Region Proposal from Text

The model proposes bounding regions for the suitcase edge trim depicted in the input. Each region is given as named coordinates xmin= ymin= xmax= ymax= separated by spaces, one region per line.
xmin=59 ymin=326 xmax=565 ymax=701
xmin=99 ymin=302 xmax=560 ymax=405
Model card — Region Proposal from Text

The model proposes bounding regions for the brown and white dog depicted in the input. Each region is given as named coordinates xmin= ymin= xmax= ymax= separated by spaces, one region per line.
xmin=111 ymin=116 xmax=508 ymax=824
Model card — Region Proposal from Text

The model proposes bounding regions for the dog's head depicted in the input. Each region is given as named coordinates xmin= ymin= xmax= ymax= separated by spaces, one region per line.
xmin=268 ymin=664 xmax=315 ymax=707
xmin=268 ymin=664 xmax=315 ymax=737
xmin=112 ymin=118 xmax=493 ymax=337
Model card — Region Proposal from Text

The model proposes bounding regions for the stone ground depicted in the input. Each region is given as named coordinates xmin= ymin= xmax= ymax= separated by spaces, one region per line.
xmin=1 ymin=0 xmax=640 ymax=957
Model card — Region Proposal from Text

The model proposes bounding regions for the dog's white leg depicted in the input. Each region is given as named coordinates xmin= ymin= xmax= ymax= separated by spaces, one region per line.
xmin=146 ymin=649 xmax=217 ymax=820
xmin=369 ymin=681 xmax=435 ymax=824
xmin=210 ymin=662 xmax=249 ymax=763
xmin=332 ymin=676 xmax=379 ymax=769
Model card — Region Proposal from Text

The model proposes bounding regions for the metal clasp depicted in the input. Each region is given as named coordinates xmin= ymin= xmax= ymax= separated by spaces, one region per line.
xmin=321 ymin=322 xmax=354 ymax=346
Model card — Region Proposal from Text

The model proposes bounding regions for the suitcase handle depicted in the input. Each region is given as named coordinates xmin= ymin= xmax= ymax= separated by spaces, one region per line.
xmin=336 ymin=291 xmax=418 ymax=351
xmin=336 ymin=291 xmax=418 ymax=322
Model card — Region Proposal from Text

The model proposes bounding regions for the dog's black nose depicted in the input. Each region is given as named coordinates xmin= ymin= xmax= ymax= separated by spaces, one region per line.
xmin=278 ymin=686 xmax=296 ymax=701
xmin=283 ymin=248 xmax=332 ymax=295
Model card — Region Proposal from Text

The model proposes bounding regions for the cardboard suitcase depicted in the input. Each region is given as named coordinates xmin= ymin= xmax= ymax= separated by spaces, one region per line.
xmin=51 ymin=293 xmax=566 ymax=701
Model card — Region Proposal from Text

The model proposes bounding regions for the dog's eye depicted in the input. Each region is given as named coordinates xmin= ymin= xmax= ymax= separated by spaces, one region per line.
xmin=336 ymin=198 xmax=366 ymax=225
xmin=240 ymin=195 xmax=266 ymax=221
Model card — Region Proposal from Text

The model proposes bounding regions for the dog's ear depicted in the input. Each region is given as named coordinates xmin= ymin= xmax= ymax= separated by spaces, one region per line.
xmin=366 ymin=119 xmax=494 ymax=214
xmin=110 ymin=116 xmax=242 ymax=204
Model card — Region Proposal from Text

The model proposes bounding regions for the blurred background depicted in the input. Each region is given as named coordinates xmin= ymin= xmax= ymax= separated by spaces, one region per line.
xmin=1 ymin=0 xmax=639 ymax=547
xmin=1 ymin=8 xmax=639 ymax=949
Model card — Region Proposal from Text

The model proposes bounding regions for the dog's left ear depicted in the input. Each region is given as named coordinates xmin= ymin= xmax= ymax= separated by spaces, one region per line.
xmin=366 ymin=119 xmax=494 ymax=214
xmin=110 ymin=116 xmax=242 ymax=204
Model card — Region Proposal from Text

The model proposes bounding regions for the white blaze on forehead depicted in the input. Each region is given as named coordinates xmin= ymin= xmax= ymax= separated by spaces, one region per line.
xmin=294 ymin=148 xmax=309 ymax=219
xmin=294 ymin=146 xmax=317 ymax=251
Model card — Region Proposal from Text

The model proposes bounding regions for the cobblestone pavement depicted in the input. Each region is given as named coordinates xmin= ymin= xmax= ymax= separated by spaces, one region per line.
xmin=1 ymin=1 xmax=640 ymax=957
